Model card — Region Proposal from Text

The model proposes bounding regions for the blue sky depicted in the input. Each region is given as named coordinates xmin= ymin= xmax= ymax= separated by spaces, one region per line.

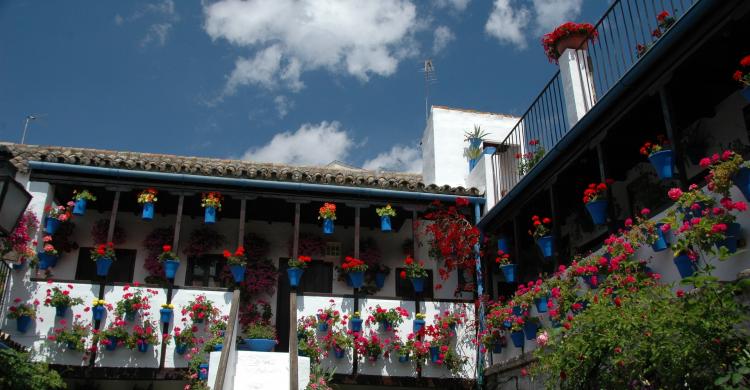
xmin=0 ymin=0 xmax=608 ymax=172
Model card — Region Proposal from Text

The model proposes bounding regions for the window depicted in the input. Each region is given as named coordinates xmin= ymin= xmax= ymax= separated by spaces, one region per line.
xmin=395 ymin=268 xmax=433 ymax=299
xmin=324 ymin=242 xmax=341 ymax=262
xmin=74 ymin=248 xmax=137 ymax=283
xmin=185 ymin=254 xmax=227 ymax=287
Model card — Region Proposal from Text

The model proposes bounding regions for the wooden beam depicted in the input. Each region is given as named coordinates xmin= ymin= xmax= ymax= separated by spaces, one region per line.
xmin=412 ymin=210 xmax=419 ymax=261
xmin=213 ymin=289 xmax=241 ymax=390
xmin=354 ymin=206 xmax=361 ymax=258
xmin=106 ymin=191 xmax=120 ymax=243
xmin=290 ymin=202 xmax=301 ymax=390
xmin=173 ymin=195 xmax=184 ymax=250
xmin=238 ymin=198 xmax=247 ymax=247
xmin=292 ymin=203 xmax=301 ymax=259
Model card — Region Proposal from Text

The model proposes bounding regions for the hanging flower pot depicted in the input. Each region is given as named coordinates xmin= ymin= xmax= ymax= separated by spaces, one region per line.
xmin=717 ymin=222 xmax=742 ymax=253
xmin=512 ymin=305 xmax=523 ymax=316
xmin=55 ymin=305 xmax=68 ymax=317
xmin=500 ymin=264 xmax=516 ymax=282
xmin=105 ymin=336 xmax=119 ymax=351
xmin=142 ymin=202 xmax=155 ymax=221
xmin=125 ymin=310 xmax=137 ymax=322
xmin=198 ymin=363 xmax=209 ymax=380
xmin=510 ymin=331 xmax=525 ymax=348
xmin=523 ymin=321 xmax=539 ymax=340
xmin=410 ymin=277 xmax=425 ymax=293
xmin=137 ymin=341 xmax=150 ymax=353
xmin=503 ymin=320 xmax=512 ymax=329
xmin=379 ymin=320 xmax=391 ymax=332
xmin=201 ymin=192 xmax=222 ymax=225
xmin=673 ymin=254 xmax=697 ymax=278
xmin=224 ymin=246 xmax=248 ymax=283
xmin=333 ymin=346 xmax=345 ymax=359
xmin=204 ymin=206 xmax=217 ymax=224
xmin=585 ymin=199 xmax=608 ymax=225
xmin=374 ymin=272 xmax=386 ymax=288
xmin=398 ymin=354 xmax=410 ymax=363
xmin=72 ymin=199 xmax=87 ymax=216
xmin=16 ymin=315 xmax=32 ymax=333
xmin=164 ymin=259 xmax=180 ymax=279
xmin=92 ymin=305 xmax=106 ymax=321
xmin=429 ymin=346 xmax=440 ymax=363
xmin=732 ymin=166 xmax=750 ymax=202
xmin=534 ymin=296 xmax=548 ymax=313
xmin=651 ymin=223 xmax=669 ymax=252
xmin=319 ymin=203 xmax=337 ymax=235
xmin=536 ymin=235 xmax=554 ymax=258
xmin=175 ymin=343 xmax=188 ymax=355
xmin=71 ymin=190 xmax=96 ymax=216
xmin=45 ymin=218 xmax=61 ymax=234
xmin=230 ymin=264 xmax=246 ymax=283
xmin=376 ymin=204 xmax=396 ymax=232
xmin=348 ymin=271 xmax=364 ymax=288
xmin=160 ymin=307 xmax=173 ymax=325
xmin=323 ymin=218 xmax=334 ymax=235
xmin=498 ymin=236 xmax=510 ymax=253
xmin=287 ymin=268 xmax=304 ymax=288
xmin=37 ymin=252 xmax=58 ymax=270
xmin=380 ymin=216 xmax=392 ymax=232
xmin=413 ymin=315 xmax=426 ymax=333
xmin=648 ymin=150 xmax=674 ymax=179
xmin=95 ymin=257 xmax=113 ymax=277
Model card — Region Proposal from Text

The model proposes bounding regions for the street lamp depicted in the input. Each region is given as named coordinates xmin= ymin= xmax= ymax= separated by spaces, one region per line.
xmin=0 ymin=151 xmax=31 ymax=236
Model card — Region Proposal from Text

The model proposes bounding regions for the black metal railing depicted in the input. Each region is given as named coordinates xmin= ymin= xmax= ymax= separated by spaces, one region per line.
xmin=491 ymin=0 xmax=700 ymax=202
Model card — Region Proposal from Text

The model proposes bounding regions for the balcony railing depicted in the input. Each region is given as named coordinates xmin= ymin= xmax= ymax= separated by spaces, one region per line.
xmin=490 ymin=0 xmax=700 ymax=202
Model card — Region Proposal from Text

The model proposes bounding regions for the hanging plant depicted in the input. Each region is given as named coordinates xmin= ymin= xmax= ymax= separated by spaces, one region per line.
xmin=142 ymin=226 xmax=175 ymax=284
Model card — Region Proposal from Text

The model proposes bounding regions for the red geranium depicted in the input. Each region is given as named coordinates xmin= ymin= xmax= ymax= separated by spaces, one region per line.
xmin=582 ymin=182 xmax=608 ymax=204
xmin=541 ymin=22 xmax=598 ymax=63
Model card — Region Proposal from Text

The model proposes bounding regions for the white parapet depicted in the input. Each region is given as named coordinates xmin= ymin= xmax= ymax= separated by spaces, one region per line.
xmin=559 ymin=48 xmax=597 ymax=128
xmin=208 ymin=351 xmax=311 ymax=390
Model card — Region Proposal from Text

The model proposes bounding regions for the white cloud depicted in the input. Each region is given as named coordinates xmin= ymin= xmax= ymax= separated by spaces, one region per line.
xmin=141 ymin=23 xmax=173 ymax=47
xmin=241 ymin=121 xmax=355 ymax=166
xmin=485 ymin=0 xmax=531 ymax=48
xmin=435 ymin=0 xmax=471 ymax=11
xmin=531 ymin=0 xmax=583 ymax=31
xmin=116 ymin=0 xmax=178 ymax=47
xmin=363 ymin=145 xmax=422 ymax=173
xmin=114 ymin=14 xmax=124 ymax=25
xmin=204 ymin=0 xmax=420 ymax=95
xmin=432 ymin=26 xmax=455 ymax=54
xmin=273 ymin=95 xmax=294 ymax=118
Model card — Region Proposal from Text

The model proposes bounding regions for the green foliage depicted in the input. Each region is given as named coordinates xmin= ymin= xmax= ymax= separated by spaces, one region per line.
xmin=243 ymin=322 xmax=276 ymax=340
xmin=0 ymin=349 xmax=66 ymax=390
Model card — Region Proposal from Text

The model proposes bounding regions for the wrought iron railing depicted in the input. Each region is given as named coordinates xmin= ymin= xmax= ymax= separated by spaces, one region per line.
xmin=491 ymin=0 xmax=700 ymax=202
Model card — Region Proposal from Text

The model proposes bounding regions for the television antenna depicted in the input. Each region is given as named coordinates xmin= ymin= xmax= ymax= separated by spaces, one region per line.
xmin=21 ymin=114 xmax=47 ymax=144
xmin=421 ymin=59 xmax=437 ymax=122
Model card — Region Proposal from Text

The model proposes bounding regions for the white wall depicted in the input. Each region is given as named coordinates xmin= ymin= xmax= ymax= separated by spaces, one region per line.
xmin=422 ymin=106 xmax=518 ymax=188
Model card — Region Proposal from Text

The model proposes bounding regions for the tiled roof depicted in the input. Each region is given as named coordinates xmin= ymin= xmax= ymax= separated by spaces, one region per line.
xmin=1 ymin=143 xmax=480 ymax=196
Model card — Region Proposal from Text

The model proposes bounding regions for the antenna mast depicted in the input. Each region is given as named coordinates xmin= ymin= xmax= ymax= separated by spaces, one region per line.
xmin=422 ymin=59 xmax=436 ymax=122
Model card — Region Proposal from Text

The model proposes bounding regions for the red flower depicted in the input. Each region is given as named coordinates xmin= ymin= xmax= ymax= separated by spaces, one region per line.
xmin=405 ymin=257 xmax=413 ymax=265
xmin=399 ymin=271 xmax=407 ymax=279
xmin=163 ymin=244 xmax=172 ymax=252
xmin=656 ymin=11 xmax=670 ymax=22
xmin=542 ymin=217 xmax=551 ymax=224
xmin=223 ymin=250 xmax=231 ymax=258
xmin=455 ymin=197 xmax=469 ymax=207
xmin=740 ymin=55 xmax=750 ymax=68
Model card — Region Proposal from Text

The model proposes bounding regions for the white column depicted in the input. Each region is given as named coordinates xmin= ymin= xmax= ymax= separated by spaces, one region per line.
xmin=559 ymin=48 xmax=597 ymax=128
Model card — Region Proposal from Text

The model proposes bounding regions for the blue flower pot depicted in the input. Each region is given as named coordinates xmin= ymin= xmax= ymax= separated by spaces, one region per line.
xmin=350 ymin=318 xmax=363 ymax=332
xmin=585 ymin=199 xmax=608 ymax=225
xmin=374 ymin=272 xmax=386 ymax=288
xmin=398 ymin=354 xmax=410 ymax=363
xmin=381 ymin=216 xmax=392 ymax=232
xmin=510 ymin=331 xmax=524 ymax=348
xmin=16 ymin=315 xmax=32 ymax=333
xmin=317 ymin=322 xmax=329 ymax=332
xmin=245 ymin=338 xmax=275 ymax=352
xmin=413 ymin=319 xmax=425 ymax=333
xmin=534 ymin=296 xmax=548 ymax=313
xmin=503 ymin=320 xmax=512 ymax=329
xmin=213 ymin=344 xmax=223 ymax=352
xmin=493 ymin=342 xmax=503 ymax=354
xmin=198 ymin=363 xmax=209 ymax=380
xmin=105 ymin=336 xmax=119 ymax=351
xmin=741 ymin=87 xmax=750 ymax=102
xmin=204 ymin=206 xmax=216 ymax=224
xmin=469 ymin=137 xmax=482 ymax=149
xmin=718 ymin=222 xmax=741 ymax=253
xmin=348 ymin=271 xmax=364 ymax=288
xmin=164 ymin=259 xmax=180 ymax=279
xmin=160 ymin=308 xmax=173 ymax=325
xmin=333 ymin=347 xmax=345 ymax=359
xmin=523 ymin=321 xmax=539 ymax=340
xmin=469 ymin=158 xmax=478 ymax=172
xmin=410 ymin=277 xmax=425 ymax=293
xmin=67 ymin=341 xmax=77 ymax=350
xmin=137 ymin=342 xmax=149 ymax=353
xmin=379 ymin=320 xmax=391 ymax=332
xmin=674 ymin=254 xmax=696 ymax=278
xmin=323 ymin=218 xmax=334 ymax=235
xmin=175 ymin=343 xmax=188 ymax=355
xmin=287 ymin=267 xmax=304 ymax=287
xmin=72 ymin=199 xmax=87 ymax=216
xmin=648 ymin=150 xmax=673 ymax=179
xmin=96 ymin=257 xmax=113 ymax=277
xmin=45 ymin=218 xmax=61 ymax=234
xmin=512 ymin=305 xmax=523 ymax=316
xmin=499 ymin=264 xmax=516 ymax=282
xmin=429 ymin=346 xmax=440 ymax=363
xmin=93 ymin=305 xmax=106 ymax=321
xmin=125 ymin=310 xmax=136 ymax=322
xmin=142 ymin=202 xmax=155 ymax=220
xmin=230 ymin=264 xmax=246 ymax=283
xmin=55 ymin=305 xmax=68 ymax=317
xmin=536 ymin=235 xmax=554 ymax=258
xmin=652 ymin=223 xmax=668 ymax=252
xmin=498 ymin=237 xmax=510 ymax=253
xmin=12 ymin=261 xmax=25 ymax=270
xmin=37 ymin=252 xmax=58 ymax=270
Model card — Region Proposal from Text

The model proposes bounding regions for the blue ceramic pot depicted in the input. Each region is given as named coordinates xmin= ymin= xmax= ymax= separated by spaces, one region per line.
xmin=534 ymin=296 xmax=548 ymax=313
xmin=198 ymin=363 xmax=209 ymax=380
xmin=16 ymin=315 xmax=32 ymax=333
xmin=213 ymin=344 xmax=223 ymax=352
xmin=105 ymin=336 xmax=119 ymax=351
xmin=469 ymin=137 xmax=482 ymax=149
xmin=137 ymin=342 xmax=149 ymax=353
xmin=497 ymin=237 xmax=510 ymax=253
xmin=536 ymin=235 xmax=554 ymax=258
xmin=410 ymin=277 xmax=425 ymax=293
xmin=38 ymin=252 xmax=58 ymax=270
xmin=503 ymin=320 xmax=512 ymax=329
xmin=142 ymin=202 xmax=155 ymax=220
xmin=648 ymin=150 xmax=673 ymax=179
xmin=493 ymin=342 xmax=502 ymax=354
xmin=523 ymin=321 xmax=539 ymax=340
xmin=429 ymin=346 xmax=440 ymax=363
xmin=92 ymin=305 xmax=106 ymax=321
xmin=380 ymin=216 xmax=392 ymax=232
xmin=333 ymin=347 xmax=345 ymax=359
xmin=287 ymin=267 xmax=304 ymax=287
xmin=717 ymin=222 xmax=741 ymax=253
xmin=45 ymin=218 xmax=61 ymax=234
xmin=230 ymin=264 xmax=246 ymax=283
xmin=379 ymin=320 xmax=392 ymax=332
xmin=317 ymin=321 xmax=329 ymax=332
xmin=323 ymin=218 xmax=334 ymax=235
xmin=55 ymin=305 xmax=68 ymax=317
xmin=585 ymin=199 xmax=608 ymax=225
xmin=73 ymin=199 xmax=87 ymax=216
xmin=510 ymin=331 xmax=524 ymax=348
xmin=651 ymin=223 xmax=668 ymax=252
xmin=175 ymin=343 xmax=188 ymax=355
xmin=125 ymin=310 xmax=136 ymax=322
xmin=350 ymin=318 xmax=363 ymax=332
xmin=245 ymin=338 xmax=275 ymax=352
xmin=160 ymin=308 xmax=173 ymax=324
xmin=374 ymin=272 xmax=386 ymax=288
xmin=204 ymin=206 xmax=216 ymax=224
xmin=96 ymin=257 xmax=113 ymax=277
xmin=734 ymin=166 xmax=750 ymax=201
xmin=12 ymin=261 xmax=25 ymax=270
xmin=512 ymin=305 xmax=523 ymax=316
xmin=348 ymin=271 xmax=364 ymax=288
xmin=742 ymin=87 xmax=750 ymax=102
xmin=413 ymin=319 xmax=425 ymax=333
xmin=164 ymin=259 xmax=180 ymax=279
xmin=398 ymin=354 xmax=410 ymax=363
xmin=673 ymin=254 xmax=696 ymax=279
xmin=500 ymin=264 xmax=516 ymax=282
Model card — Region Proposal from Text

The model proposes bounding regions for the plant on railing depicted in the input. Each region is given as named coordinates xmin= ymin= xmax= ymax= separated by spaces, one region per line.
xmin=316 ymin=300 xmax=341 ymax=331
xmin=542 ymin=22 xmax=597 ymax=63
xmin=733 ymin=55 xmax=750 ymax=88
xmin=325 ymin=328 xmax=353 ymax=357
xmin=115 ymin=283 xmax=157 ymax=321
xmin=96 ymin=319 xmax=129 ymax=350
xmin=636 ymin=10 xmax=677 ymax=58
xmin=0 ymin=210 xmax=38 ymax=265
xmin=516 ymin=139 xmax=546 ymax=175
xmin=48 ymin=316 xmax=90 ymax=352
xmin=44 ymin=285 xmax=84 ymax=315
xmin=366 ymin=305 xmax=408 ymax=331
xmin=354 ymin=331 xmax=384 ymax=362
xmin=125 ymin=319 xmax=161 ymax=351
xmin=701 ymin=150 xmax=749 ymax=198
xmin=173 ymin=325 xmax=197 ymax=353
xmin=183 ymin=294 xmax=217 ymax=324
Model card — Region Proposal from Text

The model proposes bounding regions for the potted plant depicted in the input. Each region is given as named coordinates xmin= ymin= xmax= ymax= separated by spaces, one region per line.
xmin=399 ymin=256 xmax=428 ymax=293
xmin=413 ymin=313 xmax=426 ymax=333
xmin=49 ymin=317 xmax=89 ymax=351
xmin=127 ymin=319 xmax=160 ymax=353
xmin=528 ymin=280 xmax=549 ymax=313
xmin=516 ymin=139 xmax=546 ymax=175
xmin=204 ymin=335 xmax=224 ymax=352
xmin=465 ymin=124 xmax=490 ymax=148
xmin=116 ymin=287 xmax=151 ymax=322
xmin=223 ymin=246 xmax=247 ymax=283
xmin=509 ymin=317 xmax=525 ymax=348
xmin=8 ymin=299 xmax=36 ymax=333
xmin=530 ymin=215 xmax=554 ymax=259
xmin=137 ymin=188 xmax=158 ymax=220
xmin=350 ymin=311 xmax=363 ymax=332
xmin=160 ymin=303 xmax=174 ymax=325
xmin=702 ymin=150 xmax=750 ymax=202
xmin=369 ymin=305 xmax=407 ymax=331
xmin=90 ymin=242 xmax=116 ymax=277
xmin=71 ymin=189 xmax=96 ymax=216
xmin=640 ymin=136 xmax=673 ymax=179
xmin=464 ymin=146 xmax=483 ymax=172
xmin=583 ymin=182 xmax=609 ymax=225
xmin=242 ymin=323 xmax=277 ymax=352
xmin=329 ymin=329 xmax=352 ymax=359
xmin=376 ymin=204 xmax=396 ymax=232
xmin=45 ymin=286 xmax=83 ymax=317
xmin=732 ymin=54 xmax=750 ymax=102
xmin=91 ymin=299 xmax=108 ymax=321
xmin=43 ymin=204 xmax=70 ymax=234
xmin=542 ymin=22 xmax=597 ymax=63
xmin=495 ymin=249 xmax=516 ymax=283
xmin=37 ymin=236 xmax=59 ymax=270
xmin=98 ymin=320 xmax=128 ymax=351
xmin=184 ymin=295 xmax=215 ymax=324
xmin=287 ymin=255 xmax=311 ymax=288
xmin=340 ymin=256 xmax=368 ymax=288
xmin=173 ymin=326 xmax=195 ymax=355
xmin=354 ymin=331 xmax=383 ymax=362
xmin=158 ymin=244 xmax=180 ymax=280
xmin=389 ymin=338 xmax=412 ymax=363
xmin=373 ymin=264 xmax=390 ymax=289
xmin=316 ymin=302 xmax=340 ymax=332
xmin=201 ymin=192 xmax=222 ymax=224
xmin=318 ymin=203 xmax=336 ymax=235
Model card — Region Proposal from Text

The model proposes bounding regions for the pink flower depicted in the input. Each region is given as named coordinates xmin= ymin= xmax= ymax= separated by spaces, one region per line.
xmin=660 ymin=223 xmax=671 ymax=233
xmin=536 ymin=331 xmax=549 ymax=347
xmin=640 ymin=208 xmax=650 ymax=216
xmin=667 ymin=188 xmax=683 ymax=201
xmin=699 ymin=157 xmax=712 ymax=168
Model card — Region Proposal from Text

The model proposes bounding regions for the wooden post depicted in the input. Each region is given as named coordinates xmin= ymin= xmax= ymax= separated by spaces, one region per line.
xmin=659 ymin=88 xmax=689 ymax=188
xmin=354 ymin=206 xmax=361 ymax=258
xmin=238 ymin=198 xmax=247 ymax=247
xmin=106 ymin=191 xmax=120 ymax=243
xmin=412 ymin=210 xmax=419 ymax=261
xmin=173 ymin=195 xmax=184 ymax=250
xmin=289 ymin=202 xmax=301 ymax=390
